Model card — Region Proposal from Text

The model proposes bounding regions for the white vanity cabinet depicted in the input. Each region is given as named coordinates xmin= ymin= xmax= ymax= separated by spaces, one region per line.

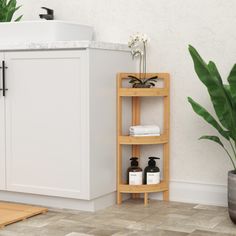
xmin=4 ymin=50 xmax=90 ymax=199
xmin=0 ymin=45 xmax=134 ymax=209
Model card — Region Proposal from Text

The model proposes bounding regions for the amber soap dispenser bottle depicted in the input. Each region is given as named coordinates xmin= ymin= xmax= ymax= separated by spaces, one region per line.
xmin=127 ymin=157 xmax=143 ymax=185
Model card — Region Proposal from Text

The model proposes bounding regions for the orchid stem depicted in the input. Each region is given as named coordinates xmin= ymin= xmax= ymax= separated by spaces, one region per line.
xmin=139 ymin=52 xmax=142 ymax=80
xmin=143 ymin=42 xmax=146 ymax=80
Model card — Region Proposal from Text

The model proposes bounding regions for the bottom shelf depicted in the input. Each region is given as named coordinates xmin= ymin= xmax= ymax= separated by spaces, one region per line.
xmin=119 ymin=181 xmax=168 ymax=193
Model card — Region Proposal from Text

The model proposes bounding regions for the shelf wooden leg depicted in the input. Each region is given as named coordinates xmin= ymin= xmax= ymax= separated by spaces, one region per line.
xmin=132 ymin=193 xmax=140 ymax=199
xmin=163 ymin=76 xmax=170 ymax=202
xmin=163 ymin=190 xmax=169 ymax=201
xmin=144 ymin=193 xmax=148 ymax=205
xmin=117 ymin=75 xmax=123 ymax=205
xmin=131 ymin=97 xmax=141 ymax=201
xmin=117 ymin=191 xmax=122 ymax=204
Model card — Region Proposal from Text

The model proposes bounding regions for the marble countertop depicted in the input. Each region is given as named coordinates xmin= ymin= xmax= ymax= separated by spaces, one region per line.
xmin=0 ymin=40 xmax=130 ymax=52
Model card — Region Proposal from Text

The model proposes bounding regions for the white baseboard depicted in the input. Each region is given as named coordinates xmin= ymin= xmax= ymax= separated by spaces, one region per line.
xmin=0 ymin=190 xmax=117 ymax=212
xmin=94 ymin=192 xmax=130 ymax=211
xmin=0 ymin=181 xmax=228 ymax=211
xmin=149 ymin=180 xmax=228 ymax=207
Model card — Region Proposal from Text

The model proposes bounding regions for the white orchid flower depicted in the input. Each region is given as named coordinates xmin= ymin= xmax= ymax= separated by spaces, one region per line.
xmin=127 ymin=32 xmax=150 ymax=79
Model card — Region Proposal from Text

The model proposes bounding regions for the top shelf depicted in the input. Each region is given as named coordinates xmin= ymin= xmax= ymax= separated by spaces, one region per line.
xmin=119 ymin=88 xmax=168 ymax=97
xmin=117 ymin=73 xmax=170 ymax=97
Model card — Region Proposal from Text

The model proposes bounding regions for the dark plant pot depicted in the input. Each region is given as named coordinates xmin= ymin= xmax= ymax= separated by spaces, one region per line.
xmin=133 ymin=84 xmax=151 ymax=88
xmin=228 ymin=170 xmax=236 ymax=224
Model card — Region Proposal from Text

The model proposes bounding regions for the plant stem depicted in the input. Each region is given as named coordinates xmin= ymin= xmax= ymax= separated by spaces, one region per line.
xmin=223 ymin=146 xmax=236 ymax=170
xmin=229 ymin=139 xmax=236 ymax=160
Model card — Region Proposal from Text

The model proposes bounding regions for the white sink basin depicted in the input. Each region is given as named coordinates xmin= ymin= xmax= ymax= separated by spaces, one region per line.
xmin=0 ymin=20 xmax=94 ymax=43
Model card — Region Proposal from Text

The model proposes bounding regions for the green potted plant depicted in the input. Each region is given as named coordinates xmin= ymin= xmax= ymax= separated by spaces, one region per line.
xmin=127 ymin=33 xmax=158 ymax=88
xmin=0 ymin=0 xmax=23 ymax=22
xmin=187 ymin=45 xmax=236 ymax=224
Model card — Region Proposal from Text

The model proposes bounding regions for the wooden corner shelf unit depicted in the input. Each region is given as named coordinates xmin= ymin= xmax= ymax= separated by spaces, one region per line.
xmin=117 ymin=73 xmax=170 ymax=205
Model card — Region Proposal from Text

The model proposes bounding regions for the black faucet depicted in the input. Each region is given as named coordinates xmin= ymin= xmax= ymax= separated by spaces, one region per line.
xmin=39 ymin=7 xmax=54 ymax=20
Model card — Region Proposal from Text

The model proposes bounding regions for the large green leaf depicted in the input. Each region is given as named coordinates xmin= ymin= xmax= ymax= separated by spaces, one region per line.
xmin=199 ymin=135 xmax=224 ymax=147
xmin=188 ymin=97 xmax=229 ymax=140
xmin=0 ymin=0 xmax=7 ymax=7
xmin=0 ymin=0 xmax=22 ymax=22
xmin=6 ymin=0 xmax=16 ymax=8
xmin=207 ymin=61 xmax=235 ymax=112
xmin=224 ymin=84 xmax=235 ymax=109
xmin=5 ymin=5 xmax=21 ymax=21
xmin=189 ymin=45 xmax=236 ymax=141
xmin=228 ymin=64 xmax=236 ymax=106
xmin=14 ymin=14 xmax=22 ymax=21
xmin=208 ymin=61 xmax=223 ymax=84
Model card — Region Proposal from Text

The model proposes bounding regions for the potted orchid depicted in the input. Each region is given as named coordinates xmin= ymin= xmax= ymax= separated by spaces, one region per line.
xmin=128 ymin=33 xmax=158 ymax=88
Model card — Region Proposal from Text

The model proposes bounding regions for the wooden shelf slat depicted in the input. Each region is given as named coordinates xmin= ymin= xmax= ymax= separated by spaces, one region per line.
xmin=119 ymin=135 xmax=168 ymax=145
xmin=119 ymin=182 xmax=168 ymax=193
xmin=119 ymin=88 xmax=168 ymax=97
xmin=119 ymin=72 xmax=170 ymax=80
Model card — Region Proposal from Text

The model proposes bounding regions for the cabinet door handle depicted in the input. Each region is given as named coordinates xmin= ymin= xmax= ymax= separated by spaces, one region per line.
xmin=0 ymin=61 xmax=8 ymax=97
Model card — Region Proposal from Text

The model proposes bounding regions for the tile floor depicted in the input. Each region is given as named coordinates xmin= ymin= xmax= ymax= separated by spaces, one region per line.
xmin=0 ymin=199 xmax=235 ymax=236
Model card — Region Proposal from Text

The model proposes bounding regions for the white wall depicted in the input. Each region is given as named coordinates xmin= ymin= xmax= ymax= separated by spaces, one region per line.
xmin=17 ymin=0 xmax=236 ymax=205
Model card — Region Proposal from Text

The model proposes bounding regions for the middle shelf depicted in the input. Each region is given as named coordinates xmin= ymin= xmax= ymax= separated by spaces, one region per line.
xmin=119 ymin=134 xmax=168 ymax=145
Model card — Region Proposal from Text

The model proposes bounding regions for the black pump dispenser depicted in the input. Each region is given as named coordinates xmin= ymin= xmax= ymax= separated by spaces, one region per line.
xmin=130 ymin=157 xmax=139 ymax=167
xmin=127 ymin=157 xmax=142 ymax=185
xmin=148 ymin=157 xmax=159 ymax=167
xmin=144 ymin=157 xmax=160 ymax=185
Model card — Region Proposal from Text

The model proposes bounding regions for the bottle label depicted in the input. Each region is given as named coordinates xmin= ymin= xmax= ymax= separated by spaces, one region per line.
xmin=129 ymin=172 xmax=142 ymax=185
xmin=147 ymin=172 xmax=160 ymax=185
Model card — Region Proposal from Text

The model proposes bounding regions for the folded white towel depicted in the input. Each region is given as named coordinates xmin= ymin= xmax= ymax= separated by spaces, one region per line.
xmin=129 ymin=125 xmax=160 ymax=135
xmin=130 ymin=133 xmax=160 ymax=137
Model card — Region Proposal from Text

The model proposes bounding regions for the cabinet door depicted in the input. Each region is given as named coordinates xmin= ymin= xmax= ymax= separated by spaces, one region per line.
xmin=0 ymin=53 xmax=5 ymax=190
xmin=5 ymin=50 xmax=90 ymax=199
